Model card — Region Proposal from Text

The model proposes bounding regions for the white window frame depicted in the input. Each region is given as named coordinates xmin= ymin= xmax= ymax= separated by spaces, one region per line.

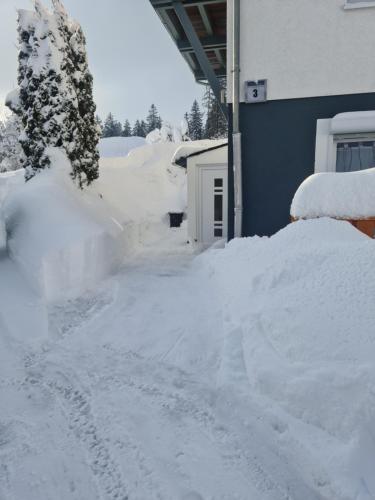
xmin=315 ymin=118 xmax=375 ymax=173
xmin=344 ymin=0 xmax=375 ymax=10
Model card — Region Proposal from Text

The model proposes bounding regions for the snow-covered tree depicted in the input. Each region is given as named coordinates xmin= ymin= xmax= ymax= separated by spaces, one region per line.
xmin=122 ymin=119 xmax=132 ymax=137
xmin=188 ymin=100 xmax=204 ymax=140
xmin=0 ymin=114 xmax=25 ymax=172
xmin=102 ymin=113 xmax=122 ymax=137
xmin=53 ymin=0 xmax=100 ymax=186
xmin=146 ymin=104 xmax=162 ymax=133
xmin=6 ymin=3 xmax=79 ymax=181
xmin=6 ymin=0 xmax=99 ymax=186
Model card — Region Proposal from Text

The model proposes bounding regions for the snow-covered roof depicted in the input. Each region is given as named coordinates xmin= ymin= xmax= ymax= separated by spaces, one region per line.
xmin=291 ymin=168 xmax=375 ymax=220
xmin=331 ymin=110 xmax=375 ymax=135
xmin=172 ymin=140 xmax=227 ymax=167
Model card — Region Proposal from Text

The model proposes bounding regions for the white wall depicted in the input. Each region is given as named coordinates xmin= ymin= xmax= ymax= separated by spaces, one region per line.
xmin=227 ymin=0 xmax=375 ymax=103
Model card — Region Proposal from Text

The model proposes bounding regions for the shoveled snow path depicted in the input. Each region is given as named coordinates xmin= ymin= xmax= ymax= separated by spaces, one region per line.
xmin=0 ymin=248 xmax=327 ymax=500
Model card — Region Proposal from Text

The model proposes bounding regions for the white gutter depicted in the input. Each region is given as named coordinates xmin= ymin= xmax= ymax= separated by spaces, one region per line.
xmin=232 ymin=0 xmax=242 ymax=238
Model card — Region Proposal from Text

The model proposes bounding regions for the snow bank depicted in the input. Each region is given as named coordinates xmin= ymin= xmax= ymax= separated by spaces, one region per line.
xmin=3 ymin=149 xmax=125 ymax=301
xmin=201 ymin=217 xmax=375 ymax=499
xmin=291 ymin=168 xmax=375 ymax=219
xmin=98 ymin=136 xmax=146 ymax=158
xmin=94 ymin=142 xmax=187 ymax=249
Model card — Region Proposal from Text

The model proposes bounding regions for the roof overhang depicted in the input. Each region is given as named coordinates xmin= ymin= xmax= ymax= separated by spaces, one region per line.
xmin=149 ymin=0 xmax=227 ymax=119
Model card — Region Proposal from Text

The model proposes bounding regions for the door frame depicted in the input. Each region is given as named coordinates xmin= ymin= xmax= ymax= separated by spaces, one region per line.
xmin=196 ymin=163 xmax=228 ymax=245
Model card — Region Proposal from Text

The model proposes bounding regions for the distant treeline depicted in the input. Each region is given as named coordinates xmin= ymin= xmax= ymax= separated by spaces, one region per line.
xmin=97 ymin=86 xmax=227 ymax=141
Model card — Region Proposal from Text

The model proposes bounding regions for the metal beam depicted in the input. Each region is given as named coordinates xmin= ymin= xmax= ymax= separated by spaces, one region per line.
xmin=157 ymin=7 xmax=180 ymax=40
xmin=177 ymin=35 xmax=226 ymax=53
xmin=172 ymin=0 xmax=227 ymax=120
xmin=198 ymin=4 xmax=213 ymax=35
xmin=151 ymin=0 xmax=224 ymax=8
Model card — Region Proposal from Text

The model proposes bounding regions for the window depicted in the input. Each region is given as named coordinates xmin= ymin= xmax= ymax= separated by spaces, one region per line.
xmin=335 ymin=137 xmax=375 ymax=172
xmin=344 ymin=0 xmax=375 ymax=9
xmin=214 ymin=177 xmax=224 ymax=238
xmin=315 ymin=112 xmax=375 ymax=173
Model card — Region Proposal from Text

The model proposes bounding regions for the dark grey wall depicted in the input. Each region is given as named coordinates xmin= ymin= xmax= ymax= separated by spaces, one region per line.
xmin=229 ymin=92 xmax=375 ymax=238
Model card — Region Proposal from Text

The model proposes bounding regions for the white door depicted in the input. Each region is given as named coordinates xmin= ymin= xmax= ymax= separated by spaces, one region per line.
xmin=199 ymin=166 xmax=228 ymax=245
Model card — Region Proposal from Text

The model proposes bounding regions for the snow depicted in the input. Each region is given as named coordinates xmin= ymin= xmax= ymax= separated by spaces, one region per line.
xmin=95 ymin=142 xmax=187 ymax=241
xmin=331 ymin=110 xmax=375 ymax=134
xmin=98 ymin=136 xmax=146 ymax=158
xmin=3 ymin=148 xmax=125 ymax=301
xmin=2 ymin=134 xmax=375 ymax=498
xmin=291 ymin=167 xmax=375 ymax=219
xmin=172 ymin=139 xmax=227 ymax=165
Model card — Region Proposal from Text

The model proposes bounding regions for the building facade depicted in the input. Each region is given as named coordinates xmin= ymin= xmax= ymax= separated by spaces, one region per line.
xmin=227 ymin=0 xmax=375 ymax=237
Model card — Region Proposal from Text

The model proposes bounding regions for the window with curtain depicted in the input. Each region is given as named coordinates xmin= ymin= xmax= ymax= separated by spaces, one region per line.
xmin=336 ymin=140 xmax=375 ymax=172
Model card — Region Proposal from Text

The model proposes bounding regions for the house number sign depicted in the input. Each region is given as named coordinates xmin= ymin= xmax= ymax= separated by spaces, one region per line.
xmin=245 ymin=79 xmax=267 ymax=103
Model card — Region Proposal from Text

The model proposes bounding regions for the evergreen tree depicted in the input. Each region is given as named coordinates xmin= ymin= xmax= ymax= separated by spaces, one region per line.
xmin=6 ymin=3 xmax=79 ymax=181
xmin=95 ymin=115 xmax=103 ymax=135
xmin=53 ymin=0 xmax=100 ymax=186
xmin=122 ymin=119 xmax=132 ymax=137
xmin=146 ymin=104 xmax=162 ymax=133
xmin=0 ymin=114 xmax=25 ymax=172
xmin=132 ymin=119 xmax=144 ymax=137
xmin=140 ymin=120 xmax=147 ymax=137
xmin=7 ymin=0 xmax=100 ymax=186
xmin=188 ymin=100 xmax=204 ymax=140
xmin=102 ymin=113 xmax=122 ymax=137
xmin=203 ymin=85 xmax=228 ymax=139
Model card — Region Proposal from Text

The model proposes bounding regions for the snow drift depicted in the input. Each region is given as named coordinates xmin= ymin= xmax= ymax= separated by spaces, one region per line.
xmin=98 ymin=136 xmax=146 ymax=158
xmin=291 ymin=168 xmax=375 ymax=219
xmin=3 ymin=149 xmax=125 ymax=301
xmin=95 ymin=142 xmax=187 ymax=248
xmin=201 ymin=217 xmax=375 ymax=499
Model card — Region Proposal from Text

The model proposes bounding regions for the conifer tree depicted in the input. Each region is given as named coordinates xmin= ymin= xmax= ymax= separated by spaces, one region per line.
xmin=122 ymin=120 xmax=132 ymax=137
xmin=140 ymin=120 xmax=147 ymax=137
xmin=188 ymin=100 xmax=204 ymax=140
xmin=6 ymin=3 xmax=78 ymax=181
xmin=146 ymin=104 xmax=162 ymax=133
xmin=132 ymin=119 xmax=144 ymax=137
xmin=102 ymin=113 xmax=122 ymax=137
xmin=52 ymin=0 xmax=100 ymax=186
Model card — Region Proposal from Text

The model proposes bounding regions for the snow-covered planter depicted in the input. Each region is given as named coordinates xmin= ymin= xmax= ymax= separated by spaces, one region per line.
xmin=291 ymin=168 xmax=375 ymax=237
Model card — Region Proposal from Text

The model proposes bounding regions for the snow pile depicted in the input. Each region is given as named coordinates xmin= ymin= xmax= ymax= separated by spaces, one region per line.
xmin=331 ymin=110 xmax=375 ymax=135
xmin=3 ymin=149 xmax=125 ymax=301
xmin=98 ymin=136 xmax=146 ymax=158
xmin=201 ymin=217 xmax=375 ymax=499
xmin=95 ymin=142 xmax=187 ymax=248
xmin=291 ymin=168 xmax=375 ymax=219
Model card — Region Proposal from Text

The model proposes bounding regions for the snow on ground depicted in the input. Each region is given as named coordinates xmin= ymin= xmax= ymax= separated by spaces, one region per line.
xmin=291 ymin=167 xmax=375 ymax=219
xmin=98 ymin=136 xmax=146 ymax=158
xmin=1 ymin=142 xmax=375 ymax=499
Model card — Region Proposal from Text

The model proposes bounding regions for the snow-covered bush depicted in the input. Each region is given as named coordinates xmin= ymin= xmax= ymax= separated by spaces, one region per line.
xmin=146 ymin=118 xmax=190 ymax=145
xmin=6 ymin=0 xmax=99 ymax=187
xmin=0 ymin=114 xmax=25 ymax=172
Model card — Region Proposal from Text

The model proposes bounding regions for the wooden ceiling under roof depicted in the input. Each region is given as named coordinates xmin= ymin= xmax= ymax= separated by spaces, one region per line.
xmin=150 ymin=0 xmax=227 ymax=83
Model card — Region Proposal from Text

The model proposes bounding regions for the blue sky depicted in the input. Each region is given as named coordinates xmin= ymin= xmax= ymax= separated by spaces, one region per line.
xmin=0 ymin=0 xmax=204 ymax=125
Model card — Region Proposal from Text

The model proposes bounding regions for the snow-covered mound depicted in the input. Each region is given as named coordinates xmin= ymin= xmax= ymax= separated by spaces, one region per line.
xmin=98 ymin=136 xmax=146 ymax=158
xmin=3 ymin=149 xmax=125 ymax=301
xmin=95 ymin=142 xmax=187 ymax=245
xmin=201 ymin=217 xmax=375 ymax=499
xmin=291 ymin=168 xmax=375 ymax=219
xmin=0 ymin=169 xmax=24 ymax=205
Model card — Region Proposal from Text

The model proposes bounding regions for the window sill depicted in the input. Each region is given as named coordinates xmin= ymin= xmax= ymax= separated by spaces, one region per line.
xmin=344 ymin=1 xmax=375 ymax=9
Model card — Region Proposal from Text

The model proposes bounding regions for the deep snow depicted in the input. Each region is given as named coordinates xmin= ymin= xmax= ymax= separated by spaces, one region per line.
xmin=1 ymin=143 xmax=375 ymax=499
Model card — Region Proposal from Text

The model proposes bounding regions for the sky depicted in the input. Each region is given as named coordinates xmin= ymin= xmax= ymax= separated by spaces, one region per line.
xmin=0 ymin=0 xmax=204 ymax=126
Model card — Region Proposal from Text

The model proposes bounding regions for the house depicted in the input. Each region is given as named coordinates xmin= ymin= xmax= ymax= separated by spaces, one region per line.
xmin=149 ymin=0 xmax=375 ymax=239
